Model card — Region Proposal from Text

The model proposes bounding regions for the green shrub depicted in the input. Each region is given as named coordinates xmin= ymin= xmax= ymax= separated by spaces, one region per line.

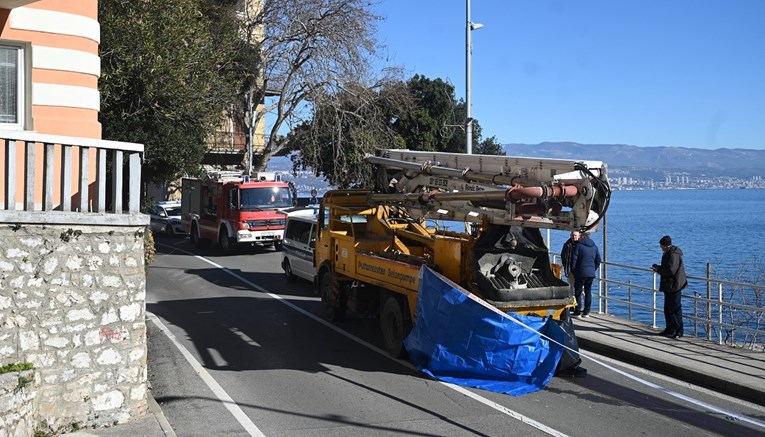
xmin=0 ymin=362 xmax=33 ymax=375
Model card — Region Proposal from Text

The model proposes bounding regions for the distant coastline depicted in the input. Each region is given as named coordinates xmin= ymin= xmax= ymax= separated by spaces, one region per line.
xmin=268 ymin=143 xmax=765 ymax=194
xmin=612 ymin=186 xmax=765 ymax=190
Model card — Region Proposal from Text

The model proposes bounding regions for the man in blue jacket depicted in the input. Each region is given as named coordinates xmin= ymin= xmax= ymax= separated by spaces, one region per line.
xmin=570 ymin=232 xmax=601 ymax=317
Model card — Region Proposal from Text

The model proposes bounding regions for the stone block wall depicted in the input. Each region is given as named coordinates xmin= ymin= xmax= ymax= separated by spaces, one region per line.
xmin=0 ymin=369 xmax=36 ymax=437
xmin=0 ymin=224 xmax=148 ymax=435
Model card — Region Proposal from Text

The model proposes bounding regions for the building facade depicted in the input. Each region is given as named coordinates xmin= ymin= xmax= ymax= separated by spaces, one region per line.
xmin=1 ymin=0 xmax=100 ymax=138
xmin=0 ymin=2 xmax=149 ymax=435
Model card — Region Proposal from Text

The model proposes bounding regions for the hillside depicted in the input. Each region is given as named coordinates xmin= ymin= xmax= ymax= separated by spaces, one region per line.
xmin=504 ymin=143 xmax=765 ymax=178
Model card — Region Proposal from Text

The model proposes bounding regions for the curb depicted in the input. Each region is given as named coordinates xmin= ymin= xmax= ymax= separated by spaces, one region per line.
xmin=148 ymin=394 xmax=177 ymax=437
xmin=578 ymin=337 xmax=765 ymax=407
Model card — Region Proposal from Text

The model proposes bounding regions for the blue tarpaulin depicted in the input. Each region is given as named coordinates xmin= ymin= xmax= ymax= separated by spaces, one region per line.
xmin=404 ymin=266 xmax=565 ymax=396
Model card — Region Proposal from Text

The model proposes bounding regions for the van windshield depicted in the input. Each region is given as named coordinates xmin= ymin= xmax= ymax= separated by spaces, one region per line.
xmin=164 ymin=206 xmax=181 ymax=217
xmin=240 ymin=187 xmax=292 ymax=210
xmin=286 ymin=219 xmax=313 ymax=244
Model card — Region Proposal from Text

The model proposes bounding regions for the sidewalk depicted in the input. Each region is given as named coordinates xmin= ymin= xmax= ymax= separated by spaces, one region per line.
xmin=62 ymin=395 xmax=175 ymax=437
xmin=573 ymin=313 xmax=765 ymax=407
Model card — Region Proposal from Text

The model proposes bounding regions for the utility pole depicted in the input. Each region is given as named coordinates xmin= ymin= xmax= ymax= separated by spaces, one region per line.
xmin=466 ymin=0 xmax=482 ymax=154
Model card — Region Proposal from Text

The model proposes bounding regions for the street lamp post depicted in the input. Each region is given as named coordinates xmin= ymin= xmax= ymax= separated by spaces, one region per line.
xmin=466 ymin=0 xmax=482 ymax=155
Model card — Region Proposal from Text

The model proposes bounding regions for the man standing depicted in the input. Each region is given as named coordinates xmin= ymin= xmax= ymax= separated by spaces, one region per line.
xmin=652 ymin=235 xmax=688 ymax=339
xmin=570 ymin=232 xmax=601 ymax=317
xmin=560 ymin=230 xmax=580 ymax=284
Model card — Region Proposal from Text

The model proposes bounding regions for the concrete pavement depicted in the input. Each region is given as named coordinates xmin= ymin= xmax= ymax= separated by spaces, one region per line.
xmin=63 ymin=313 xmax=764 ymax=436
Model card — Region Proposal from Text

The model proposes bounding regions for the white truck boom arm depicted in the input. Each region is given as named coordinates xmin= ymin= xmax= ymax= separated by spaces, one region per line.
xmin=367 ymin=149 xmax=611 ymax=231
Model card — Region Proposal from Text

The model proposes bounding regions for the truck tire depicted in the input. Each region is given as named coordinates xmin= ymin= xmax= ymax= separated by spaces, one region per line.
xmin=274 ymin=241 xmax=283 ymax=251
xmin=283 ymin=259 xmax=296 ymax=282
xmin=319 ymin=271 xmax=345 ymax=321
xmin=219 ymin=227 xmax=234 ymax=254
xmin=380 ymin=295 xmax=411 ymax=358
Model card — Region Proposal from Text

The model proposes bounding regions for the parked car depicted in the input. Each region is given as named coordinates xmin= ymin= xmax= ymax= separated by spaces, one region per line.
xmin=147 ymin=201 xmax=186 ymax=237
xmin=281 ymin=207 xmax=319 ymax=286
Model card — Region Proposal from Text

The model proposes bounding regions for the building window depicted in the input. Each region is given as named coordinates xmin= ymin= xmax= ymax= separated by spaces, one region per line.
xmin=0 ymin=44 xmax=24 ymax=128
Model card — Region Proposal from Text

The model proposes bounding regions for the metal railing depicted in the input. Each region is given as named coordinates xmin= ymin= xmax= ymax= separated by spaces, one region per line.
xmin=552 ymin=255 xmax=764 ymax=350
xmin=0 ymin=130 xmax=145 ymax=226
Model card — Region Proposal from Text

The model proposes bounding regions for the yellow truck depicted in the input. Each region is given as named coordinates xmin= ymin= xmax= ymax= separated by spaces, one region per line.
xmin=315 ymin=150 xmax=610 ymax=360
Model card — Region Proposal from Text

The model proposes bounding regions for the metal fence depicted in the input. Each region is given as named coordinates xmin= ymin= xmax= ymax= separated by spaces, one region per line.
xmin=552 ymin=255 xmax=764 ymax=350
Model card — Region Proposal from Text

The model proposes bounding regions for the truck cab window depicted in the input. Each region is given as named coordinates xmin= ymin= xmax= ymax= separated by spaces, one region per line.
xmin=228 ymin=188 xmax=239 ymax=209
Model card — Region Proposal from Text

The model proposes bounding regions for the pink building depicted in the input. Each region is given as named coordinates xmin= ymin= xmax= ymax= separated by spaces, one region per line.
xmin=0 ymin=0 xmax=100 ymax=138
xmin=0 ymin=0 xmax=106 ymax=211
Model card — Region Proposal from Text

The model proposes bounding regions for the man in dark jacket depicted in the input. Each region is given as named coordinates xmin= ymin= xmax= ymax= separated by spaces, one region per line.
xmin=652 ymin=235 xmax=688 ymax=339
xmin=570 ymin=233 xmax=601 ymax=317
xmin=560 ymin=230 xmax=580 ymax=282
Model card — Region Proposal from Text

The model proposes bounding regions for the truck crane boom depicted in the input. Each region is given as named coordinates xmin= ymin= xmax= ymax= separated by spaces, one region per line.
xmin=368 ymin=150 xmax=610 ymax=231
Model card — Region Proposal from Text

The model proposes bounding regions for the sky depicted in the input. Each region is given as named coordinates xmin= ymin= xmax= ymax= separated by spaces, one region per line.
xmin=371 ymin=0 xmax=765 ymax=150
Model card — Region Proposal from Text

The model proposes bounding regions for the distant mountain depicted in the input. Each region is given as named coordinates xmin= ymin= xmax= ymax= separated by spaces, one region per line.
xmin=267 ymin=156 xmax=294 ymax=172
xmin=268 ymin=143 xmax=765 ymax=181
xmin=503 ymin=143 xmax=765 ymax=178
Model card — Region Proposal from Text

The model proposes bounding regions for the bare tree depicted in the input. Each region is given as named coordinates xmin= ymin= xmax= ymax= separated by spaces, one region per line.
xmin=716 ymin=257 xmax=765 ymax=350
xmin=238 ymin=0 xmax=382 ymax=173
xmin=289 ymin=75 xmax=413 ymax=188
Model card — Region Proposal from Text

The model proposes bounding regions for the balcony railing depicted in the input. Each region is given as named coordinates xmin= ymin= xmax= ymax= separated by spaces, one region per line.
xmin=0 ymin=130 xmax=146 ymax=226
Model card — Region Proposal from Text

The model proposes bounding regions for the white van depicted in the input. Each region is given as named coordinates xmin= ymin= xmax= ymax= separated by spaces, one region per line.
xmin=281 ymin=207 xmax=319 ymax=284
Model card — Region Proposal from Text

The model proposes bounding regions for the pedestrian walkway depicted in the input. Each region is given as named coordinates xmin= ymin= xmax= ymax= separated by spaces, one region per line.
xmin=573 ymin=313 xmax=765 ymax=407
xmin=63 ymin=313 xmax=765 ymax=436
xmin=61 ymin=395 xmax=175 ymax=437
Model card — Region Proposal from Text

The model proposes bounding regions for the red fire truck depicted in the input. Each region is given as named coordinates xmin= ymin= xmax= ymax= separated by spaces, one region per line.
xmin=181 ymin=171 xmax=296 ymax=253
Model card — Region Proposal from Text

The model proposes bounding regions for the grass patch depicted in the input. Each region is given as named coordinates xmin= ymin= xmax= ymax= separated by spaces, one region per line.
xmin=0 ymin=362 xmax=33 ymax=375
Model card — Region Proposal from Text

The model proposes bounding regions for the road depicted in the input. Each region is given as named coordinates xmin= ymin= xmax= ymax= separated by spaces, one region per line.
xmin=146 ymin=236 xmax=765 ymax=437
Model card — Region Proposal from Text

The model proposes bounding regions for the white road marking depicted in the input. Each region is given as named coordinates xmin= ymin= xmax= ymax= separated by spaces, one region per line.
xmin=230 ymin=326 xmax=261 ymax=346
xmin=148 ymin=314 xmax=266 ymax=437
xmin=206 ymin=347 xmax=228 ymax=368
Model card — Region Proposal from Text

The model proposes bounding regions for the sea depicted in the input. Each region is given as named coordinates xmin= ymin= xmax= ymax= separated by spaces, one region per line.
xmin=546 ymin=189 xmax=765 ymax=284
xmin=545 ymin=189 xmax=765 ymax=341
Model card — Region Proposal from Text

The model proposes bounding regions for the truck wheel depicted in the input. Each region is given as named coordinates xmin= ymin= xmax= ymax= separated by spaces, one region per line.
xmin=380 ymin=295 xmax=411 ymax=358
xmin=274 ymin=241 xmax=283 ymax=251
xmin=166 ymin=223 xmax=175 ymax=238
xmin=219 ymin=228 xmax=234 ymax=254
xmin=283 ymin=259 xmax=296 ymax=282
xmin=319 ymin=271 xmax=345 ymax=321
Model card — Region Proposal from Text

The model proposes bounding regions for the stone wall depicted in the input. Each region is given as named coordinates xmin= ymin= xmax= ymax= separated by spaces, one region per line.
xmin=0 ymin=369 xmax=36 ymax=437
xmin=0 ymin=224 xmax=148 ymax=435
